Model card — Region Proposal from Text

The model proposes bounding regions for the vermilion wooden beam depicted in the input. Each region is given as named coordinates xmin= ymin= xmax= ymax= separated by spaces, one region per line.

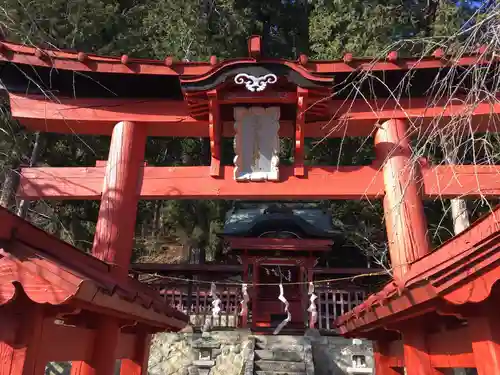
xmin=17 ymin=165 xmax=500 ymax=200
xmin=224 ymin=237 xmax=333 ymax=251
xmin=8 ymin=95 xmax=205 ymax=136
xmin=9 ymin=94 xmax=500 ymax=137
xmin=130 ymin=263 xmax=383 ymax=276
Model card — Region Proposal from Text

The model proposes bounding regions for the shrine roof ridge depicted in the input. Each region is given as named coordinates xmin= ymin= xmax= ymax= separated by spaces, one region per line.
xmin=0 ymin=36 xmax=493 ymax=78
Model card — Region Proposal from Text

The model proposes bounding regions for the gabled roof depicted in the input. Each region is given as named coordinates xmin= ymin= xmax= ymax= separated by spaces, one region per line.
xmin=220 ymin=201 xmax=340 ymax=239
xmin=0 ymin=207 xmax=188 ymax=331
xmin=335 ymin=205 xmax=500 ymax=335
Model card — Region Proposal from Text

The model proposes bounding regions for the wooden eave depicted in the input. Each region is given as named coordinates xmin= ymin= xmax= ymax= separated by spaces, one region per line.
xmin=0 ymin=207 xmax=188 ymax=330
xmin=335 ymin=205 xmax=500 ymax=336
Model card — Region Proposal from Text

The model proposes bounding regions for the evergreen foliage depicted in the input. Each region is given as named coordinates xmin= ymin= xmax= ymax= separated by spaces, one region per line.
xmin=0 ymin=0 xmax=496 ymax=266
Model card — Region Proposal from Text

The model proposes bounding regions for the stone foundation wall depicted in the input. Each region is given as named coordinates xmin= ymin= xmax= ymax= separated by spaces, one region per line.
xmin=305 ymin=331 xmax=373 ymax=375
xmin=148 ymin=330 xmax=252 ymax=375
xmin=148 ymin=330 xmax=373 ymax=375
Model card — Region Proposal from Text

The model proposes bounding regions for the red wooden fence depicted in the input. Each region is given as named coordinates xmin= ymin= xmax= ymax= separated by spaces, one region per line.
xmin=153 ymin=283 xmax=366 ymax=330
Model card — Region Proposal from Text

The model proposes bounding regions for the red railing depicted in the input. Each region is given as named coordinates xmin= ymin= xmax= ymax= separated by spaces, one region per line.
xmin=316 ymin=289 xmax=367 ymax=331
xmin=157 ymin=285 xmax=243 ymax=328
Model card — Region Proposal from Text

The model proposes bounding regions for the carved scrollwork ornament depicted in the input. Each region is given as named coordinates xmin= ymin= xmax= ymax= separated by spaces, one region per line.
xmin=234 ymin=73 xmax=278 ymax=92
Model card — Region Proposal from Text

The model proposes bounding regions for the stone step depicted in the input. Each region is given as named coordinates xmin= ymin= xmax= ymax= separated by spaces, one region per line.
xmin=254 ymin=371 xmax=306 ymax=375
xmin=254 ymin=360 xmax=306 ymax=373
xmin=255 ymin=342 xmax=304 ymax=352
xmin=255 ymin=349 xmax=304 ymax=362
xmin=254 ymin=337 xmax=305 ymax=351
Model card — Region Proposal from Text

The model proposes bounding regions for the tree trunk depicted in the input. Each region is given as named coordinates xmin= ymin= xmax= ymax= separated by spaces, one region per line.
xmin=441 ymin=138 xmax=470 ymax=234
xmin=0 ymin=162 xmax=20 ymax=210
xmin=449 ymin=198 xmax=470 ymax=234
xmin=17 ymin=132 xmax=44 ymax=218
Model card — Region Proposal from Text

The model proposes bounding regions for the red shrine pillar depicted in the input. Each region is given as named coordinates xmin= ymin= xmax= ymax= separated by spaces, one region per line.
xmin=72 ymin=121 xmax=147 ymax=375
xmin=468 ymin=301 xmax=500 ymax=375
xmin=93 ymin=120 xmax=147 ymax=280
xmin=374 ymin=119 xmax=429 ymax=279
xmin=0 ymin=302 xmax=46 ymax=375
xmin=372 ymin=341 xmax=400 ymax=375
xmin=120 ymin=331 xmax=152 ymax=375
xmin=374 ymin=120 xmax=433 ymax=375
xmin=402 ymin=322 xmax=447 ymax=375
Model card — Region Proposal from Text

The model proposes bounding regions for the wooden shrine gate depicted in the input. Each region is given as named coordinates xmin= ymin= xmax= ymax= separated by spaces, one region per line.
xmin=1 ymin=35 xmax=500 ymax=375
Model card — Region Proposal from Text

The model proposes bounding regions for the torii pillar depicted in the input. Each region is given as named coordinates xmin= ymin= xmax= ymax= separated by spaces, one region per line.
xmin=375 ymin=119 xmax=430 ymax=279
xmin=375 ymin=119 xmax=436 ymax=375
xmin=71 ymin=121 xmax=148 ymax=375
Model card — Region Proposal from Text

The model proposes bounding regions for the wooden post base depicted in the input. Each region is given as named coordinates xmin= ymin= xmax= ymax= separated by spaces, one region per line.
xmin=403 ymin=323 xmax=445 ymax=375
xmin=0 ymin=303 xmax=45 ymax=375
xmin=119 ymin=332 xmax=151 ymax=375
xmin=468 ymin=303 xmax=500 ymax=375
xmin=71 ymin=317 xmax=120 ymax=375
xmin=373 ymin=340 xmax=400 ymax=375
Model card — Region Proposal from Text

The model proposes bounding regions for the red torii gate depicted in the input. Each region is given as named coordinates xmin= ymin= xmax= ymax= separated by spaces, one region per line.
xmin=0 ymin=35 xmax=499 ymax=374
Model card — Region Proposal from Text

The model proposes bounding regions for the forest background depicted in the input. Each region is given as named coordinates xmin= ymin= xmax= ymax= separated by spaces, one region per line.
xmin=0 ymin=0 xmax=497 ymax=269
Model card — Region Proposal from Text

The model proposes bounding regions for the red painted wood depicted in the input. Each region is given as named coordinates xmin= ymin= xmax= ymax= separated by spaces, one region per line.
xmin=0 ymin=39 xmax=488 ymax=77
xmin=252 ymin=258 xmax=259 ymax=331
xmin=120 ymin=332 xmax=151 ymax=375
xmin=71 ymin=317 xmax=120 ymax=375
xmin=17 ymin=164 xmax=500 ymax=201
xmin=115 ymin=334 xmax=136 ymax=360
xmin=8 ymin=95 xmax=203 ymax=136
xmin=224 ymin=237 xmax=333 ymax=251
xmin=373 ymin=341 xmax=400 ymax=375
xmin=39 ymin=322 xmax=95 ymax=362
xmin=208 ymin=91 xmax=221 ymax=177
xmin=403 ymin=323 xmax=444 ymax=375
xmin=427 ymin=327 xmax=475 ymax=368
xmin=375 ymin=119 xmax=430 ymax=280
xmin=92 ymin=121 xmax=147 ymax=280
xmin=468 ymin=304 xmax=500 ymax=375
xmin=9 ymin=94 xmax=500 ymax=137
xmin=17 ymin=165 xmax=383 ymax=200
xmin=294 ymin=88 xmax=307 ymax=177
xmin=312 ymin=267 xmax=386 ymax=275
xmin=0 ymin=304 xmax=45 ymax=375
xmin=248 ymin=36 xmax=261 ymax=59
xmin=367 ymin=329 xmax=477 ymax=371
